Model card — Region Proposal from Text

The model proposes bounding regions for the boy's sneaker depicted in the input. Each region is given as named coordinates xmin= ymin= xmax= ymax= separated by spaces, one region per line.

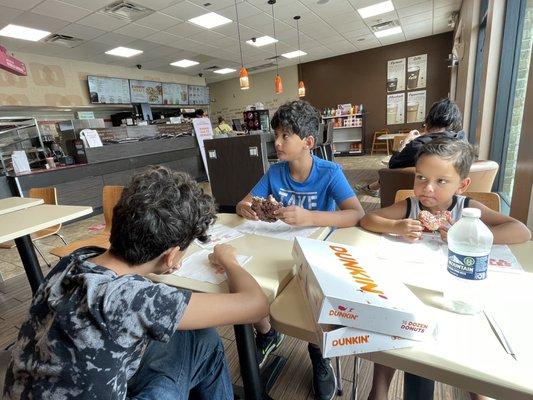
xmin=255 ymin=329 xmax=285 ymax=368
xmin=354 ymin=183 xmax=380 ymax=198
xmin=308 ymin=344 xmax=337 ymax=400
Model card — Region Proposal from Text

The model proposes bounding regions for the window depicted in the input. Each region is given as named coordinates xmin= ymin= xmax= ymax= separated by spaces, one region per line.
xmin=490 ymin=0 xmax=532 ymax=208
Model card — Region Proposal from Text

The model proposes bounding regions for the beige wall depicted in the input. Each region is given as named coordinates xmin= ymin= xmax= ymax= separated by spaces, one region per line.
xmin=475 ymin=0 xmax=505 ymax=159
xmin=452 ymin=0 xmax=480 ymax=136
xmin=208 ymin=66 xmax=298 ymax=123
xmin=0 ymin=52 xmax=205 ymax=107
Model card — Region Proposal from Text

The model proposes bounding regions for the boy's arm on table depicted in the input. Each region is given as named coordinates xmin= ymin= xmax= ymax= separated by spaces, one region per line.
xmin=286 ymin=196 xmax=365 ymax=228
xmin=360 ymin=201 xmax=423 ymax=240
xmin=470 ymin=199 xmax=531 ymax=244
xmin=177 ymin=245 xmax=269 ymax=330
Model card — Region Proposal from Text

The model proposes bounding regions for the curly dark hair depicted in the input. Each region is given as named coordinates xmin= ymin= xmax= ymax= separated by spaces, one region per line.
xmin=425 ymin=98 xmax=462 ymax=132
xmin=270 ymin=100 xmax=320 ymax=141
xmin=109 ymin=166 xmax=217 ymax=265
xmin=417 ymin=137 xmax=476 ymax=179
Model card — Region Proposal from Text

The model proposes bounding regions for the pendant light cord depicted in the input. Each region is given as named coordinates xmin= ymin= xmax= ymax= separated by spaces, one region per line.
xmin=296 ymin=17 xmax=302 ymax=79
xmin=270 ymin=1 xmax=279 ymax=75
xmin=234 ymin=0 xmax=244 ymax=68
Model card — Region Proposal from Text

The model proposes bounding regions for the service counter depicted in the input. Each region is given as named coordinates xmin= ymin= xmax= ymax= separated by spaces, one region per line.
xmin=3 ymin=135 xmax=205 ymax=210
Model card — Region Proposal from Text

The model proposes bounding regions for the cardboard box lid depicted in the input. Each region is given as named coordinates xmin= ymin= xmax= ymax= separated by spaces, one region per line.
xmin=293 ymin=237 xmax=429 ymax=313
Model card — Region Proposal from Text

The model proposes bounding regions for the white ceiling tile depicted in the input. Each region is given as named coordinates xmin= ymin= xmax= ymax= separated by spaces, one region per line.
xmin=135 ymin=11 xmax=182 ymax=30
xmin=392 ymin=0 xmax=428 ymax=9
xmin=93 ymin=31 xmax=136 ymax=45
xmin=396 ymin=1 xmax=433 ymax=18
xmin=361 ymin=10 xmax=399 ymax=26
xmin=165 ymin=22 xmax=205 ymax=37
xmin=77 ymin=12 xmax=130 ymax=31
xmin=113 ymin=23 xmax=158 ymax=39
xmin=239 ymin=12 xmax=272 ymax=29
xmin=217 ymin=2 xmax=262 ymax=20
xmin=31 ymin=1 xmax=92 ymax=22
xmin=161 ymin=1 xmax=209 ymax=20
xmin=57 ymin=23 xmax=106 ymax=40
xmin=59 ymin=0 xmax=113 ymax=12
xmin=400 ymin=12 xmax=432 ymax=27
xmin=212 ymin=21 xmax=238 ymax=36
xmin=12 ymin=12 xmax=71 ymax=31
xmin=133 ymin=0 xmax=184 ymax=11
xmin=187 ymin=0 xmax=234 ymax=11
xmin=0 ymin=5 xmax=24 ymax=26
xmin=434 ymin=0 xmax=462 ymax=8
xmin=0 ymin=0 xmax=41 ymax=11
xmin=144 ymin=31 xmax=183 ymax=46
xmin=404 ymin=29 xmax=432 ymax=40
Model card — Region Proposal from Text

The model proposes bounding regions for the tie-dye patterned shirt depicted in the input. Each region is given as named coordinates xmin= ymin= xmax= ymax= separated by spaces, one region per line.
xmin=3 ymin=247 xmax=191 ymax=400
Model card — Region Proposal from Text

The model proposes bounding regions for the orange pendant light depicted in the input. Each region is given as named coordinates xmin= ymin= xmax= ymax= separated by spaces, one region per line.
xmin=295 ymin=15 xmax=305 ymax=98
xmin=298 ymin=80 xmax=306 ymax=97
xmin=239 ymin=67 xmax=250 ymax=90
xmin=235 ymin=0 xmax=250 ymax=90
xmin=275 ymin=74 xmax=283 ymax=94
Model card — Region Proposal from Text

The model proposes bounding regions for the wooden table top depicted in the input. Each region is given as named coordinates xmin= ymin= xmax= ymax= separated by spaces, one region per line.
xmin=0 ymin=197 xmax=43 ymax=216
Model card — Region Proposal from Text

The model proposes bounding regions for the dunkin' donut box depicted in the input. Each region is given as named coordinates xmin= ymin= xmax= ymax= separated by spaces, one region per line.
xmin=292 ymin=237 xmax=437 ymax=341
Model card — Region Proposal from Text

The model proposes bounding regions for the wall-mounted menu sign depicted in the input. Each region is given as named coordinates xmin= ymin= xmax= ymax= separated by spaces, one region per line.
xmin=88 ymin=76 xmax=131 ymax=104
xmin=386 ymin=58 xmax=406 ymax=93
xmin=162 ymin=82 xmax=189 ymax=105
xmin=407 ymin=54 xmax=427 ymax=90
xmin=188 ymin=85 xmax=210 ymax=105
xmin=129 ymin=79 xmax=163 ymax=104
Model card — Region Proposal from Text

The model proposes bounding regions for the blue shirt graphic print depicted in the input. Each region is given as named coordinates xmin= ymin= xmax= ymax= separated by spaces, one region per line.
xmin=250 ymin=155 xmax=355 ymax=212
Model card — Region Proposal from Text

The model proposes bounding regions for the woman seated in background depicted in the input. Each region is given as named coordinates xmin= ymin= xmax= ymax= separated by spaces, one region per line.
xmin=356 ymin=98 xmax=465 ymax=197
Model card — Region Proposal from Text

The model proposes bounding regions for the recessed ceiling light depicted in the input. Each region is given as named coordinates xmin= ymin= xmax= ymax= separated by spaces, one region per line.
xmin=281 ymin=50 xmax=307 ymax=59
xmin=246 ymin=35 xmax=278 ymax=47
xmin=214 ymin=68 xmax=236 ymax=74
xmin=105 ymin=46 xmax=143 ymax=57
xmin=0 ymin=24 xmax=50 ymax=41
xmin=171 ymin=59 xmax=199 ymax=68
xmin=357 ymin=1 xmax=394 ymax=19
xmin=188 ymin=12 xmax=232 ymax=29
xmin=374 ymin=26 xmax=402 ymax=38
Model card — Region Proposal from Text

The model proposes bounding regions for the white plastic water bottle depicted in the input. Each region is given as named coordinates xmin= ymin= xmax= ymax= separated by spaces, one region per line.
xmin=445 ymin=208 xmax=494 ymax=314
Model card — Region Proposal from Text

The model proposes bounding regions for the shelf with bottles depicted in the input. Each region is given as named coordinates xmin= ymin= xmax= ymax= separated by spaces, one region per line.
xmin=0 ymin=117 xmax=46 ymax=174
xmin=322 ymin=114 xmax=363 ymax=119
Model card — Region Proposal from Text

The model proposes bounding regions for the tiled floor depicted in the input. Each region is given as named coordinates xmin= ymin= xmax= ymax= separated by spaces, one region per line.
xmin=0 ymin=155 xmax=472 ymax=399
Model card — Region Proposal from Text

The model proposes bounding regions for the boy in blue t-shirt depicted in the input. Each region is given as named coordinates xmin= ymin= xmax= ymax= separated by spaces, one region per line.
xmin=237 ymin=100 xmax=365 ymax=400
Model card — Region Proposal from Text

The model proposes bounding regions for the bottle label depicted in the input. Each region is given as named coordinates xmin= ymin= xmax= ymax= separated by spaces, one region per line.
xmin=447 ymin=250 xmax=488 ymax=280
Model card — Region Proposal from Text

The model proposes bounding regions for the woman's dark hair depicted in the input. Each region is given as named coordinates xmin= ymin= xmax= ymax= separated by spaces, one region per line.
xmin=425 ymin=99 xmax=462 ymax=132
xmin=270 ymin=100 xmax=320 ymax=140
xmin=217 ymin=116 xmax=224 ymax=124
xmin=109 ymin=166 xmax=217 ymax=265
xmin=417 ymin=137 xmax=476 ymax=179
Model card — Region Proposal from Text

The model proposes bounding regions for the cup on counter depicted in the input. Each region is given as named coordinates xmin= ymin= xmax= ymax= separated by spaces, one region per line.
xmin=387 ymin=77 xmax=398 ymax=92
xmin=406 ymin=102 xmax=419 ymax=123
xmin=45 ymin=157 xmax=56 ymax=169
xmin=407 ymin=66 xmax=420 ymax=89
xmin=387 ymin=103 xmax=398 ymax=125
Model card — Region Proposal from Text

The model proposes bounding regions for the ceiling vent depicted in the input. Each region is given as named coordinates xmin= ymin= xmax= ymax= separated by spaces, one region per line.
xmin=102 ymin=1 xmax=154 ymax=21
xmin=265 ymin=55 xmax=281 ymax=61
xmin=248 ymin=62 xmax=276 ymax=72
xmin=44 ymin=34 xmax=84 ymax=48
xmin=370 ymin=19 xmax=400 ymax=33
xmin=203 ymin=65 xmax=220 ymax=70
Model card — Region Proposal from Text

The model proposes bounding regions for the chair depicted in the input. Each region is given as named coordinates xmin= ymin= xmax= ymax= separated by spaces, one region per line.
xmin=395 ymin=190 xmax=501 ymax=212
xmin=313 ymin=122 xmax=326 ymax=159
xmin=0 ymin=187 xmax=67 ymax=267
xmin=323 ymin=121 xmax=334 ymax=161
xmin=379 ymin=160 xmax=499 ymax=207
xmin=49 ymin=186 xmax=123 ymax=258
xmin=391 ymin=134 xmax=408 ymax=152
xmin=371 ymin=129 xmax=390 ymax=155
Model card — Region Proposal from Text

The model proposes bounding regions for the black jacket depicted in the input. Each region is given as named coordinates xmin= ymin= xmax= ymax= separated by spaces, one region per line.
xmin=388 ymin=130 xmax=466 ymax=169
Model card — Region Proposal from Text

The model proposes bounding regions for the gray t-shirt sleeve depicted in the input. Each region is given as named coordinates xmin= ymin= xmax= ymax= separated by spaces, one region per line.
xmin=101 ymin=276 xmax=191 ymax=343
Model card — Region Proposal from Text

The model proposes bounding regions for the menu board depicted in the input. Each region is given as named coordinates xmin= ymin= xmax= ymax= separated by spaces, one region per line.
xmin=129 ymin=79 xmax=163 ymax=104
xmin=162 ymin=82 xmax=189 ymax=105
xmin=188 ymin=85 xmax=210 ymax=105
xmin=88 ymin=76 xmax=130 ymax=104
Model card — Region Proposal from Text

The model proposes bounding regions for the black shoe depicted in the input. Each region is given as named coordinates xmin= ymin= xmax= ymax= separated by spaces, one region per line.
xmin=255 ymin=329 xmax=285 ymax=368
xmin=308 ymin=344 xmax=337 ymax=400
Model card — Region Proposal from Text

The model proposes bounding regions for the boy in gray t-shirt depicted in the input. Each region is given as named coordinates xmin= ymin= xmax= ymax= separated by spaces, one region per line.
xmin=4 ymin=166 xmax=269 ymax=400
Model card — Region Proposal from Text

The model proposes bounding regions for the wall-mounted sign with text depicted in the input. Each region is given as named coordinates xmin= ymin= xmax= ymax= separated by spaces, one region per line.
xmin=386 ymin=58 xmax=406 ymax=93
xmin=387 ymin=93 xmax=405 ymax=125
xmin=407 ymin=54 xmax=427 ymax=90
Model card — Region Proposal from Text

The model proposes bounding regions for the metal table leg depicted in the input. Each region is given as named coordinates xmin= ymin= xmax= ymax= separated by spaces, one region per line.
xmin=233 ymin=324 xmax=272 ymax=400
xmin=14 ymin=235 xmax=43 ymax=294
